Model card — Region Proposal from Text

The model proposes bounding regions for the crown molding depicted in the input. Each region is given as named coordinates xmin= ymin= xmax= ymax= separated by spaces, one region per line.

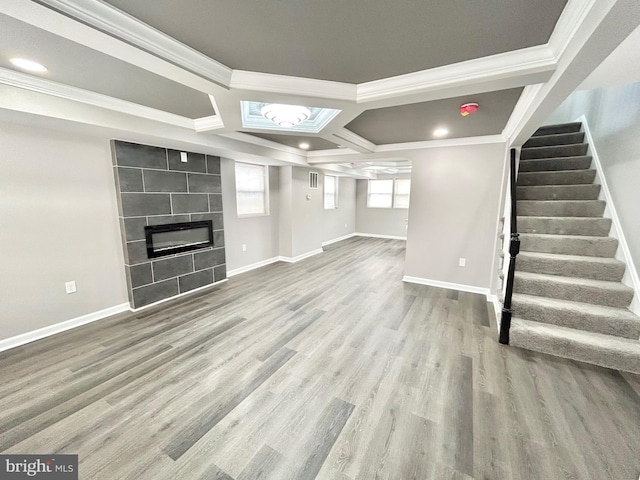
xmin=33 ymin=0 xmax=232 ymax=87
xmin=230 ymin=70 xmax=356 ymax=101
xmin=375 ymin=134 xmax=506 ymax=152
xmin=331 ymin=128 xmax=376 ymax=153
xmin=0 ymin=67 xmax=195 ymax=128
xmin=306 ymin=148 xmax=359 ymax=157
xmin=502 ymin=83 xmax=544 ymax=144
xmin=357 ymin=45 xmax=556 ymax=103
xmin=194 ymin=115 xmax=224 ymax=132
xmin=218 ymin=132 xmax=304 ymax=155
xmin=547 ymin=0 xmax=599 ymax=59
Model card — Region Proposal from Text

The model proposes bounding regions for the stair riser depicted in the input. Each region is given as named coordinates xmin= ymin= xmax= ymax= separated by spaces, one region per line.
xmin=521 ymin=144 xmax=588 ymax=160
xmin=519 ymin=157 xmax=591 ymax=172
xmin=518 ymin=201 xmax=605 ymax=217
xmin=510 ymin=331 xmax=640 ymax=374
xmin=518 ymin=217 xmax=611 ymax=236
xmin=517 ymin=170 xmax=596 ymax=186
xmin=512 ymin=302 xmax=640 ymax=339
xmin=533 ymin=123 xmax=582 ymax=136
xmin=520 ymin=235 xmax=618 ymax=257
xmin=516 ymin=185 xmax=601 ymax=201
xmin=516 ymin=255 xmax=624 ymax=282
xmin=514 ymin=276 xmax=633 ymax=308
xmin=523 ymin=132 xmax=585 ymax=148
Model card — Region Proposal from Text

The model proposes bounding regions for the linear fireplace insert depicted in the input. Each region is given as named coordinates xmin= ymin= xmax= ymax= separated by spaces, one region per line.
xmin=144 ymin=221 xmax=214 ymax=259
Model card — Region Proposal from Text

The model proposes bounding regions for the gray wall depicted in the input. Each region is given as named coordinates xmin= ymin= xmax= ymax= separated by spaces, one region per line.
xmin=545 ymin=82 xmax=640 ymax=274
xmin=222 ymin=158 xmax=280 ymax=272
xmin=321 ymin=177 xmax=356 ymax=244
xmin=355 ymin=176 xmax=410 ymax=238
xmin=405 ymin=143 xmax=506 ymax=289
xmin=111 ymin=141 xmax=226 ymax=309
xmin=279 ymin=166 xmax=294 ymax=258
xmin=279 ymin=167 xmax=357 ymax=257
xmin=0 ymin=122 xmax=128 ymax=339
xmin=290 ymin=166 xmax=324 ymax=257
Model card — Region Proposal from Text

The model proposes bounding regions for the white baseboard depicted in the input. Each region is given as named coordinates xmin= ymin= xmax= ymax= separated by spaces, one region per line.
xmin=579 ymin=115 xmax=640 ymax=316
xmin=0 ymin=303 xmax=130 ymax=353
xmin=279 ymin=248 xmax=324 ymax=263
xmin=130 ymin=278 xmax=228 ymax=312
xmin=486 ymin=294 xmax=503 ymax=333
xmin=402 ymin=276 xmax=490 ymax=295
xmin=321 ymin=233 xmax=357 ymax=247
xmin=227 ymin=257 xmax=281 ymax=277
xmin=355 ymin=232 xmax=407 ymax=240
xmin=229 ymin=247 xmax=330 ymax=277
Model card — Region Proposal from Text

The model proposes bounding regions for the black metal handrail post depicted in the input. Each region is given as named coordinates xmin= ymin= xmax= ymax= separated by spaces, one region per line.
xmin=499 ymin=148 xmax=520 ymax=344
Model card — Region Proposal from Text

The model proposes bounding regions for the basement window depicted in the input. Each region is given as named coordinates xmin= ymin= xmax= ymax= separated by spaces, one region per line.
xmin=236 ymin=162 xmax=269 ymax=216
xmin=324 ymin=175 xmax=338 ymax=209
xmin=367 ymin=178 xmax=411 ymax=208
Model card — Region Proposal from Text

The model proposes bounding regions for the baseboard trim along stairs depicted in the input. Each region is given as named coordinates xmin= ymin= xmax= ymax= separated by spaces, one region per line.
xmin=506 ymin=122 xmax=640 ymax=374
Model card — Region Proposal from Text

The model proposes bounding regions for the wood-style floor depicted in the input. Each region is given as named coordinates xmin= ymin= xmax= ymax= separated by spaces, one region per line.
xmin=1 ymin=237 xmax=639 ymax=480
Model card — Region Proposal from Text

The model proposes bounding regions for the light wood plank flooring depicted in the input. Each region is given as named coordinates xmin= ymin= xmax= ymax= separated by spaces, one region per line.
xmin=1 ymin=237 xmax=639 ymax=479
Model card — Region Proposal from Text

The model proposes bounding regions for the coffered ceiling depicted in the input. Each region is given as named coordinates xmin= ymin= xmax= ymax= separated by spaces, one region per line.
xmin=346 ymin=88 xmax=524 ymax=145
xmin=102 ymin=0 xmax=567 ymax=84
xmin=0 ymin=0 xmax=633 ymax=178
xmin=0 ymin=13 xmax=214 ymax=119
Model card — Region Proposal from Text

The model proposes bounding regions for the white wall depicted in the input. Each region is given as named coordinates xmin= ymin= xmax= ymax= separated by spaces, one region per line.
xmin=0 ymin=122 xmax=128 ymax=339
xmin=404 ymin=142 xmax=506 ymax=290
xmin=546 ymin=82 xmax=640 ymax=275
xmin=355 ymin=177 xmax=410 ymax=238
xmin=221 ymin=159 xmax=280 ymax=272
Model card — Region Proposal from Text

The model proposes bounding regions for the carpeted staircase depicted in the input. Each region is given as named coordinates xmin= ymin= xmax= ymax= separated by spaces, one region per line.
xmin=505 ymin=122 xmax=640 ymax=373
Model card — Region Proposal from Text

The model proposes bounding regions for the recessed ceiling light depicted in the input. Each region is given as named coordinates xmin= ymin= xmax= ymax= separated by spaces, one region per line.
xmin=433 ymin=127 xmax=449 ymax=137
xmin=10 ymin=58 xmax=47 ymax=73
xmin=299 ymin=142 xmax=310 ymax=150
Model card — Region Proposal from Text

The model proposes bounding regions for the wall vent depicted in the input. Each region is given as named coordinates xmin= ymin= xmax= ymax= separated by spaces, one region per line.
xmin=309 ymin=171 xmax=319 ymax=189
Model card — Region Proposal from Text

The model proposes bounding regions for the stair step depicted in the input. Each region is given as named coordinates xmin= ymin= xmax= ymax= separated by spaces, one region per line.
xmin=510 ymin=319 xmax=640 ymax=374
xmin=519 ymin=233 xmax=618 ymax=257
xmin=517 ymin=169 xmax=596 ymax=186
xmin=516 ymin=251 xmax=625 ymax=281
xmin=519 ymin=156 xmax=592 ymax=172
xmin=514 ymin=271 xmax=633 ymax=308
xmin=512 ymin=294 xmax=640 ymax=339
xmin=517 ymin=200 xmax=605 ymax=217
xmin=532 ymin=122 xmax=582 ymax=137
xmin=516 ymin=184 xmax=601 ymax=200
xmin=523 ymin=132 xmax=585 ymax=148
xmin=521 ymin=144 xmax=588 ymax=160
xmin=518 ymin=216 xmax=611 ymax=236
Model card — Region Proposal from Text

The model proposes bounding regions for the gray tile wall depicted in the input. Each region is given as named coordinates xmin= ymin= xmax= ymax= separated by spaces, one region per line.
xmin=111 ymin=140 xmax=226 ymax=309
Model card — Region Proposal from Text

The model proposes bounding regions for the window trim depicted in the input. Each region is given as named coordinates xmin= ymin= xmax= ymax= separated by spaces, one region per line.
xmin=366 ymin=178 xmax=410 ymax=209
xmin=235 ymin=162 xmax=270 ymax=217
xmin=324 ymin=174 xmax=338 ymax=210
xmin=366 ymin=179 xmax=394 ymax=208
xmin=393 ymin=178 xmax=411 ymax=209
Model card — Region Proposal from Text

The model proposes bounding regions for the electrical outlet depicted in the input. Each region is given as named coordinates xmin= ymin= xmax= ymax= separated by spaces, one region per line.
xmin=65 ymin=281 xmax=77 ymax=294
xmin=458 ymin=258 xmax=466 ymax=267
xmin=241 ymin=244 xmax=247 ymax=252
xmin=180 ymin=151 xmax=188 ymax=163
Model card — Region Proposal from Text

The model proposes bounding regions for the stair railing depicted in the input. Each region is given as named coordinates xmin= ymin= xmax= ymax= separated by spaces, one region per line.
xmin=499 ymin=148 xmax=520 ymax=344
